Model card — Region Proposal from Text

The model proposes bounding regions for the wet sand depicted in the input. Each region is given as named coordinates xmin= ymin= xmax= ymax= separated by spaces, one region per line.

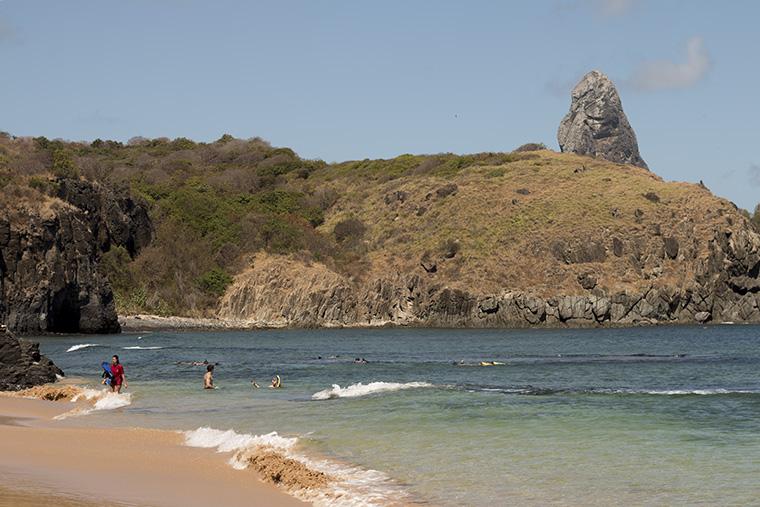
xmin=0 ymin=485 xmax=102 ymax=507
xmin=0 ymin=395 xmax=307 ymax=507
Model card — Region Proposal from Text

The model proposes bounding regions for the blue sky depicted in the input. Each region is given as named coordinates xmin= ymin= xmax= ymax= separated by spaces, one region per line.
xmin=1 ymin=0 xmax=759 ymax=209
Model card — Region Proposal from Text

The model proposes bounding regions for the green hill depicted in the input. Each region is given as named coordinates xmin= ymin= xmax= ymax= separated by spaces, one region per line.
xmin=2 ymin=133 xmax=760 ymax=329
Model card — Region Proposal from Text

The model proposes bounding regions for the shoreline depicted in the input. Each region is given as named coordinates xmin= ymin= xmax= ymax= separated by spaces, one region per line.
xmin=0 ymin=394 xmax=307 ymax=507
xmin=117 ymin=313 xmax=744 ymax=333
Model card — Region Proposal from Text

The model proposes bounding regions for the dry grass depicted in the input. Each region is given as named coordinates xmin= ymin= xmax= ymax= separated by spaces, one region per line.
xmin=317 ymin=150 xmax=742 ymax=296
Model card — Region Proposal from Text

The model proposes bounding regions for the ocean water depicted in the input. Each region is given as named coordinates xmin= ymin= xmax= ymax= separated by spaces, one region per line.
xmin=36 ymin=325 xmax=760 ymax=506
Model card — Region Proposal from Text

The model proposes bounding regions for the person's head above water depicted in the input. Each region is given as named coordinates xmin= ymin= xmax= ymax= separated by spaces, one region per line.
xmin=207 ymin=364 xmax=214 ymax=373
xmin=111 ymin=355 xmax=120 ymax=365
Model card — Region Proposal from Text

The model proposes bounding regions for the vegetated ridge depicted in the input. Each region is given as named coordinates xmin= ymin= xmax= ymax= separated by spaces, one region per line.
xmin=2 ymin=132 xmax=759 ymax=332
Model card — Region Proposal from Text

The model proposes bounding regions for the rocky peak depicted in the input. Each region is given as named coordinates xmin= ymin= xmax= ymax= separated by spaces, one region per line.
xmin=557 ymin=70 xmax=648 ymax=169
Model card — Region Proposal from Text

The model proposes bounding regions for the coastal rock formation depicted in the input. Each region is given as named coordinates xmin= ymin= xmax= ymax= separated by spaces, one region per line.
xmin=0 ymin=327 xmax=63 ymax=390
xmin=558 ymin=70 xmax=648 ymax=169
xmin=218 ymin=255 xmax=358 ymax=327
xmin=218 ymin=215 xmax=760 ymax=329
xmin=0 ymin=178 xmax=153 ymax=334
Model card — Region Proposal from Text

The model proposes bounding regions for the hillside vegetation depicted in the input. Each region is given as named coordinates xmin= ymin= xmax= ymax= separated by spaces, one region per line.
xmin=0 ymin=132 xmax=756 ymax=321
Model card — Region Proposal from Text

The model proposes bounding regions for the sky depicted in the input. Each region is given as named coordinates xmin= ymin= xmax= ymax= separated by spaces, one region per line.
xmin=1 ymin=0 xmax=759 ymax=209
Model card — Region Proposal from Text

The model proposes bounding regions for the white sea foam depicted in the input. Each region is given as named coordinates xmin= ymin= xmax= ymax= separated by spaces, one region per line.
xmin=635 ymin=388 xmax=754 ymax=395
xmin=183 ymin=426 xmax=410 ymax=506
xmin=54 ymin=388 xmax=132 ymax=419
xmin=66 ymin=343 xmax=100 ymax=352
xmin=122 ymin=346 xmax=163 ymax=350
xmin=312 ymin=381 xmax=433 ymax=400
xmin=184 ymin=427 xmax=297 ymax=458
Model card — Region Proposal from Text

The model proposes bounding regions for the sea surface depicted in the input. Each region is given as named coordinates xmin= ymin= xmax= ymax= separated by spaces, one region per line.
xmin=37 ymin=325 xmax=760 ymax=506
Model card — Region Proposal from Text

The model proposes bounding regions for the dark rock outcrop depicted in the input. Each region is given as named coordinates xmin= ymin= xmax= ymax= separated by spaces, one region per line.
xmin=0 ymin=179 xmax=153 ymax=334
xmin=558 ymin=70 xmax=648 ymax=169
xmin=218 ymin=218 xmax=760 ymax=328
xmin=0 ymin=327 xmax=63 ymax=390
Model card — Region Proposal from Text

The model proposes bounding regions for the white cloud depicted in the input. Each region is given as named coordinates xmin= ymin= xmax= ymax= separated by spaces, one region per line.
xmin=593 ymin=0 xmax=637 ymax=16
xmin=555 ymin=0 xmax=638 ymax=17
xmin=630 ymin=37 xmax=711 ymax=91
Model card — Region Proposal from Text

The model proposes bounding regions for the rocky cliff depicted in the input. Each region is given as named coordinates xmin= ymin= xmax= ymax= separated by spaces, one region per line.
xmin=558 ymin=70 xmax=648 ymax=169
xmin=0 ymin=326 xmax=63 ymax=390
xmin=219 ymin=151 xmax=760 ymax=328
xmin=0 ymin=178 xmax=152 ymax=334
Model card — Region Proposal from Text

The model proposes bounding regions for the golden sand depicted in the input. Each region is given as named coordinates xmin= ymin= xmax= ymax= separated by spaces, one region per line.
xmin=3 ymin=384 xmax=84 ymax=401
xmin=0 ymin=395 xmax=307 ymax=507
xmin=238 ymin=450 xmax=331 ymax=490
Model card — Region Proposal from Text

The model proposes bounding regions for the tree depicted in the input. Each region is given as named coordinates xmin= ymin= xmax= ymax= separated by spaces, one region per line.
xmin=51 ymin=149 xmax=79 ymax=179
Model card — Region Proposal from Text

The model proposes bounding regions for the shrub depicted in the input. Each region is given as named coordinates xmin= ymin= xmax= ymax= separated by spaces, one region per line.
xmin=334 ymin=217 xmax=366 ymax=243
xmin=51 ymin=149 xmax=80 ymax=179
xmin=440 ymin=239 xmax=461 ymax=259
xmin=643 ymin=192 xmax=660 ymax=203
xmin=172 ymin=137 xmax=196 ymax=150
xmin=27 ymin=176 xmax=57 ymax=194
xmin=99 ymin=246 xmax=134 ymax=292
xmin=33 ymin=136 xmax=50 ymax=150
xmin=514 ymin=143 xmax=547 ymax=152
xmin=196 ymin=267 xmax=233 ymax=296
xmin=261 ymin=217 xmax=303 ymax=253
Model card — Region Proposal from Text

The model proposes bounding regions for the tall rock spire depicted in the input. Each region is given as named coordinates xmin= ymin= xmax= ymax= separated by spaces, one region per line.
xmin=558 ymin=70 xmax=648 ymax=169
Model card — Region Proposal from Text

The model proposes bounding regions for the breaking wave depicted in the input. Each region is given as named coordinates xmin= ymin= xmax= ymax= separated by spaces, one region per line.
xmin=468 ymin=385 xmax=759 ymax=397
xmin=122 ymin=346 xmax=163 ymax=350
xmin=66 ymin=343 xmax=100 ymax=352
xmin=183 ymin=427 xmax=410 ymax=506
xmin=312 ymin=381 xmax=434 ymax=400
xmin=54 ymin=388 xmax=132 ymax=419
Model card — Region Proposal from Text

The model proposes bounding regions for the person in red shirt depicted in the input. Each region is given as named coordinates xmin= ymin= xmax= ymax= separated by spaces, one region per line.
xmin=110 ymin=355 xmax=128 ymax=393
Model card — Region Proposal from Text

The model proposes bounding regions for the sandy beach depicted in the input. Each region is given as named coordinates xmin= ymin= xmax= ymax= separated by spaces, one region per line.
xmin=0 ymin=395 xmax=306 ymax=507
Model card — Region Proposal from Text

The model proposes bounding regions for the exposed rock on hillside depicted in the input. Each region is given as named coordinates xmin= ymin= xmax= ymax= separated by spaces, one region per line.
xmin=218 ymin=223 xmax=760 ymax=327
xmin=0 ymin=326 xmax=63 ymax=390
xmin=0 ymin=179 xmax=153 ymax=334
xmin=218 ymin=151 xmax=760 ymax=329
xmin=558 ymin=70 xmax=648 ymax=169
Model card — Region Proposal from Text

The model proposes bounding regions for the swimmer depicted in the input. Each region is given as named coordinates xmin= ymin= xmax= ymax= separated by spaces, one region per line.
xmin=203 ymin=364 xmax=215 ymax=389
xmin=251 ymin=379 xmax=260 ymax=389
xmin=270 ymin=375 xmax=282 ymax=389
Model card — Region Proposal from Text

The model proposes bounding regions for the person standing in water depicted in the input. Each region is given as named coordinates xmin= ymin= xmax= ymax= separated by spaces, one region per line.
xmin=110 ymin=355 xmax=127 ymax=393
xmin=204 ymin=364 xmax=215 ymax=389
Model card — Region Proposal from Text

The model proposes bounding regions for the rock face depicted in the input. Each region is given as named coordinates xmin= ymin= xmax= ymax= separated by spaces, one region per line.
xmin=219 ymin=222 xmax=760 ymax=328
xmin=558 ymin=70 xmax=648 ymax=169
xmin=0 ymin=179 xmax=153 ymax=334
xmin=0 ymin=327 xmax=63 ymax=390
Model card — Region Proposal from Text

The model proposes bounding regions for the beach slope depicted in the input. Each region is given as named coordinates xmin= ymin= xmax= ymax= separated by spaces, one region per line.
xmin=0 ymin=396 xmax=306 ymax=507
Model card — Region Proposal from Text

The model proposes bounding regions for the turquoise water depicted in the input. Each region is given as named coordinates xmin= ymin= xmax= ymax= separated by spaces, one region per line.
xmin=38 ymin=326 xmax=760 ymax=506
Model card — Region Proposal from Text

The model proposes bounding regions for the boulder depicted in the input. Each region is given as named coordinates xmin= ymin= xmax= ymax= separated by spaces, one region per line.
xmin=0 ymin=327 xmax=63 ymax=391
xmin=577 ymin=272 xmax=597 ymax=290
xmin=478 ymin=297 xmax=500 ymax=314
xmin=664 ymin=237 xmax=680 ymax=259
xmin=558 ymin=70 xmax=648 ymax=169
